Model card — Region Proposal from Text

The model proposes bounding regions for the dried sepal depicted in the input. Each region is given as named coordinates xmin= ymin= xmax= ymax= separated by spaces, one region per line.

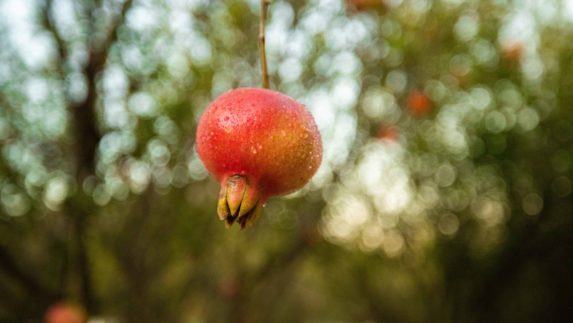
xmin=217 ymin=175 xmax=263 ymax=229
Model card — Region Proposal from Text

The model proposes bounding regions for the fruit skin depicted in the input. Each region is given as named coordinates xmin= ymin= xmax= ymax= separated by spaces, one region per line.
xmin=196 ymin=88 xmax=322 ymax=228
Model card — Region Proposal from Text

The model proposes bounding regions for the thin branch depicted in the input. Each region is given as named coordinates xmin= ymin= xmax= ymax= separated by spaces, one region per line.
xmin=96 ymin=0 xmax=134 ymax=57
xmin=41 ymin=0 xmax=67 ymax=64
xmin=259 ymin=0 xmax=270 ymax=89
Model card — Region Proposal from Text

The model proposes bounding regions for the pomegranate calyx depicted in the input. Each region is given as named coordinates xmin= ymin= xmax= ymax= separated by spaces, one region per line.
xmin=217 ymin=175 xmax=263 ymax=229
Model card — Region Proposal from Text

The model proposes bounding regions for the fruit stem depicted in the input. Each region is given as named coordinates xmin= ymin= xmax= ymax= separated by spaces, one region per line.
xmin=259 ymin=0 xmax=270 ymax=89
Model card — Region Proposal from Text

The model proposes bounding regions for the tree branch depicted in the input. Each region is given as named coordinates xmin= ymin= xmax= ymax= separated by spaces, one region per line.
xmin=96 ymin=0 xmax=134 ymax=57
xmin=41 ymin=0 xmax=67 ymax=64
xmin=73 ymin=0 xmax=135 ymax=178
xmin=64 ymin=0 xmax=136 ymax=315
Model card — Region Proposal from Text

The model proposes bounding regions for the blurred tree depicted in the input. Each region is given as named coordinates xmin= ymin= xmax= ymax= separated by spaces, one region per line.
xmin=0 ymin=0 xmax=572 ymax=322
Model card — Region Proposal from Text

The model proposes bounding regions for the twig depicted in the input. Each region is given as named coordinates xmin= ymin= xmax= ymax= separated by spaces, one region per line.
xmin=259 ymin=0 xmax=270 ymax=89
xmin=42 ymin=0 xmax=67 ymax=64
xmin=97 ymin=0 xmax=134 ymax=56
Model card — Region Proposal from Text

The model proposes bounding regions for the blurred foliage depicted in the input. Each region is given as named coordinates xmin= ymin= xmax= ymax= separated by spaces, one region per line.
xmin=1 ymin=0 xmax=573 ymax=322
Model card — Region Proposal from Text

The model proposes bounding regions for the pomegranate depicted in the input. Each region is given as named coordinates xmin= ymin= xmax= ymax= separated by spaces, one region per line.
xmin=376 ymin=124 xmax=399 ymax=142
xmin=44 ymin=302 xmax=86 ymax=323
xmin=196 ymin=88 xmax=322 ymax=228
xmin=500 ymin=41 xmax=524 ymax=63
xmin=347 ymin=0 xmax=387 ymax=12
xmin=407 ymin=90 xmax=432 ymax=117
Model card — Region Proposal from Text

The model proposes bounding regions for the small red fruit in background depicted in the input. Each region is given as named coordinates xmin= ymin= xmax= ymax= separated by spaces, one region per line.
xmin=407 ymin=90 xmax=432 ymax=117
xmin=196 ymin=88 xmax=322 ymax=228
xmin=44 ymin=302 xmax=86 ymax=323
xmin=500 ymin=41 xmax=524 ymax=63
xmin=377 ymin=125 xmax=399 ymax=142
xmin=347 ymin=0 xmax=386 ymax=12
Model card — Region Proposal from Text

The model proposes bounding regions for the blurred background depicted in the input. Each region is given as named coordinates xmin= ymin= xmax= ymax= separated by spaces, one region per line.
xmin=1 ymin=0 xmax=573 ymax=322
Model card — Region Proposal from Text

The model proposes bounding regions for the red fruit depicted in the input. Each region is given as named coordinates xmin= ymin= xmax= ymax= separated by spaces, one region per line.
xmin=44 ymin=302 xmax=86 ymax=323
xmin=407 ymin=90 xmax=432 ymax=117
xmin=196 ymin=88 xmax=322 ymax=228
xmin=501 ymin=41 xmax=523 ymax=63
xmin=347 ymin=0 xmax=386 ymax=12
xmin=376 ymin=125 xmax=399 ymax=142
